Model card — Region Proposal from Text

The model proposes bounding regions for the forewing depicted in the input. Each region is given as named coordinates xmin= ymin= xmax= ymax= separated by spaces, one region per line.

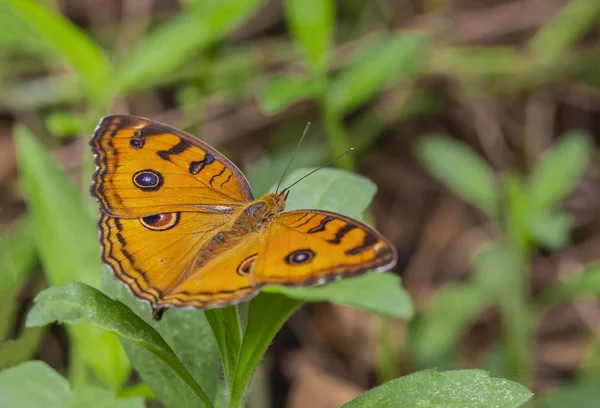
xmin=90 ymin=114 xmax=254 ymax=217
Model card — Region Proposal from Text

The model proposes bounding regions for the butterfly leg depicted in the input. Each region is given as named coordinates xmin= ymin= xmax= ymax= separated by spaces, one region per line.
xmin=152 ymin=306 xmax=168 ymax=321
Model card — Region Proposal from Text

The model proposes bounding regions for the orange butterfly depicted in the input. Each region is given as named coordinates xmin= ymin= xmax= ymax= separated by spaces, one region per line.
xmin=90 ymin=115 xmax=396 ymax=319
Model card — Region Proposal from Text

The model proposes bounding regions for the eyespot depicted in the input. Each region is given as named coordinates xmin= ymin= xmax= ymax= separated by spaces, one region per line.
xmin=237 ymin=254 xmax=258 ymax=276
xmin=140 ymin=212 xmax=180 ymax=231
xmin=130 ymin=137 xmax=144 ymax=148
xmin=285 ymin=249 xmax=315 ymax=265
xmin=132 ymin=169 xmax=164 ymax=191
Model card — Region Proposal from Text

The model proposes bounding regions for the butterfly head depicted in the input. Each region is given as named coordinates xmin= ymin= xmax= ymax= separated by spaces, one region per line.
xmin=261 ymin=190 xmax=288 ymax=214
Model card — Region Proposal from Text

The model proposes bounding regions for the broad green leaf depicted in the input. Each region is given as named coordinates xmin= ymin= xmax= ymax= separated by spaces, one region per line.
xmin=102 ymin=270 xmax=220 ymax=406
xmin=230 ymin=294 xmax=302 ymax=408
xmin=264 ymin=272 xmax=412 ymax=318
xmin=328 ymin=34 xmax=427 ymax=114
xmin=530 ymin=0 xmax=600 ymax=65
xmin=115 ymin=0 xmax=267 ymax=93
xmin=0 ymin=361 xmax=69 ymax=407
xmin=0 ymin=216 xmax=37 ymax=290
xmin=526 ymin=211 xmax=571 ymax=249
xmin=343 ymin=370 xmax=532 ymax=407
xmin=247 ymin=141 xmax=329 ymax=196
xmin=14 ymin=125 xmax=130 ymax=388
xmin=0 ymin=361 xmax=144 ymax=408
xmin=284 ymin=0 xmax=334 ymax=74
xmin=68 ymin=388 xmax=144 ymax=408
xmin=416 ymin=135 xmax=498 ymax=218
xmin=26 ymin=282 xmax=213 ymax=408
xmin=258 ymin=75 xmax=324 ymax=114
xmin=272 ymin=167 xmax=377 ymax=220
xmin=6 ymin=0 xmax=112 ymax=105
xmin=528 ymin=130 xmax=592 ymax=210
xmin=539 ymin=378 xmax=600 ymax=408
xmin=409 ymin=283 xmax=492 ymax=366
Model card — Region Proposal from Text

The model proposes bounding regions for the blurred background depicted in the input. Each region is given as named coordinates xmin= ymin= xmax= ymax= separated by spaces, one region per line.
xmin=2 ymin=0 xmax=600 ymax=407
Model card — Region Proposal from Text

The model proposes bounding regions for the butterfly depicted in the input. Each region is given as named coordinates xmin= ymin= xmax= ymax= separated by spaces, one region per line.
xmin=90 ymin=115 xmax=397 ymax=319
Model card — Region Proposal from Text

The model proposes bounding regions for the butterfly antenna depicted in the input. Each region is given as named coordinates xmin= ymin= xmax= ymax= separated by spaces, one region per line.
xmin=275 ymin=122 xmax=312 ymax=194
xmin=281 ymin=148 xmax=354 ymax=194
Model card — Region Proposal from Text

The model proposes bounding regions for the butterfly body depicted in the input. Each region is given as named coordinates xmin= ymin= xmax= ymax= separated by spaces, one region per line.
xmin=90 ymin=115 xmax=396 ymax=316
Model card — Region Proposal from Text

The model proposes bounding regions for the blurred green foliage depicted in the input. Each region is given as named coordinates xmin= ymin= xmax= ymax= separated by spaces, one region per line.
xmin=1 ymin=0 xmax=599 ymax=406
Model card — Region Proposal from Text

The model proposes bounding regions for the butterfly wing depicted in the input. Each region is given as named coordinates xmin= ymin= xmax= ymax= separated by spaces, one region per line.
xmin=251 ymin=210 xmax=397 ymax=286
xmin=90 ymin=114 xmax=254 ymax=217
xmin=99 ymin=211 xmax=258 ymax=308
xmin=161 ymin=235 xmax=261 ymax=308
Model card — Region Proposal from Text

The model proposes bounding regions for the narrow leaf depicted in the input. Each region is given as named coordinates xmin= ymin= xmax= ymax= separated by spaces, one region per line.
xmin=342 ymin=370 xmax=532 ymax=408
xmin=258 ymin=74 xmax=324 ymax=114
xmin=115 ymin=0 xmax=267 ymax=93
xmin=205 ymin=306 xmax=243 ymax=388
xmin=264 ymin=272 xmax=412 ymax=319
xmin=15 ymin=125 xmax=130 ymax=387
xmin=328 ymin=34 xmax=427 ymax=114
xmin=6 ymin=0 xmax=112 ymax=105
xmin=528 ymin=130 xmax=592 ymax=210
xmin=283 ymin=0 xmax=334 ymax=73
xmin=530 ymin=0 xmax=600 ymax=65
xmin=416 ymin=135 xmax=498 ymax=217
xmin=409 ymin=283 xmax=493 ymax=365
xmin=0 ymin=217 xmax=37 ymax=290
xmin=230 ymin=294 xmax=302 ymax=408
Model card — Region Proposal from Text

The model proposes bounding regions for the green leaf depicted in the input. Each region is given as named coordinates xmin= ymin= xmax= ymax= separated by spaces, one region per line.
xmin=0 ymin=216 xmax=37 ymax=290
xmin=0 ymin=361 xmax=144 ymax=408
xmin=272 ymin=167 xmax=377 ymax=220
xmin=526 ymin=211 xmax=571 ymax=249
xmin=0 ymin=326 xmax=46 ymax=369
xmin=258 ymin=74 xmax=324 ymax=114
xmin=247 ymin=141 xmax=329 ymax=196
xmin=230 ymin=294 xmax=302 ymax=408
xmin=530 ymin=0 xmax=600 ymax=65
xmin=0 ymin=361 xmax=70 ymax=407
xmin=68 ymin=388 xmax=145 ymax=408
xmin=342 ymin=370 xmax=532 ymax=408
xmin=528 ymin=130 xmax=592 ymax=210
xmin=14 ymin=125 xmax=130 ymax=388
xmin=102 ymin=270 xmax=220 ymax=406
xmin=229 ymin=167 xmax=389 ymax=407
xmin=6 ymin=0 xmax=112 ymax=105
xmin=204 ymin=306 xmax=242 ymax=388
xmin=26 ymin=282 xmax=214 ymax=408
xmin=14 ymin=126 xmax=99 ymax=288
xmin=115 ymin=0 xmax=267 ymax=93
xmin=328 ymin=34 xmax=427 ymax=114
xmin=539 ymin=378 xmax=600 ymax=408
xmin=542 ymin=262 xmax=600 ymax=304
xmin=45 ymin=111 xmax=85 ymax=137
xmin=283 ymin=0 xmax=334 ymax=74
xmin=416 ymin=135 xmax=498 ymax=218
xmin=264 ymin=272 xmax=412 ymax=318
xmin=409 ymin=283 xmax=493 ymax=366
